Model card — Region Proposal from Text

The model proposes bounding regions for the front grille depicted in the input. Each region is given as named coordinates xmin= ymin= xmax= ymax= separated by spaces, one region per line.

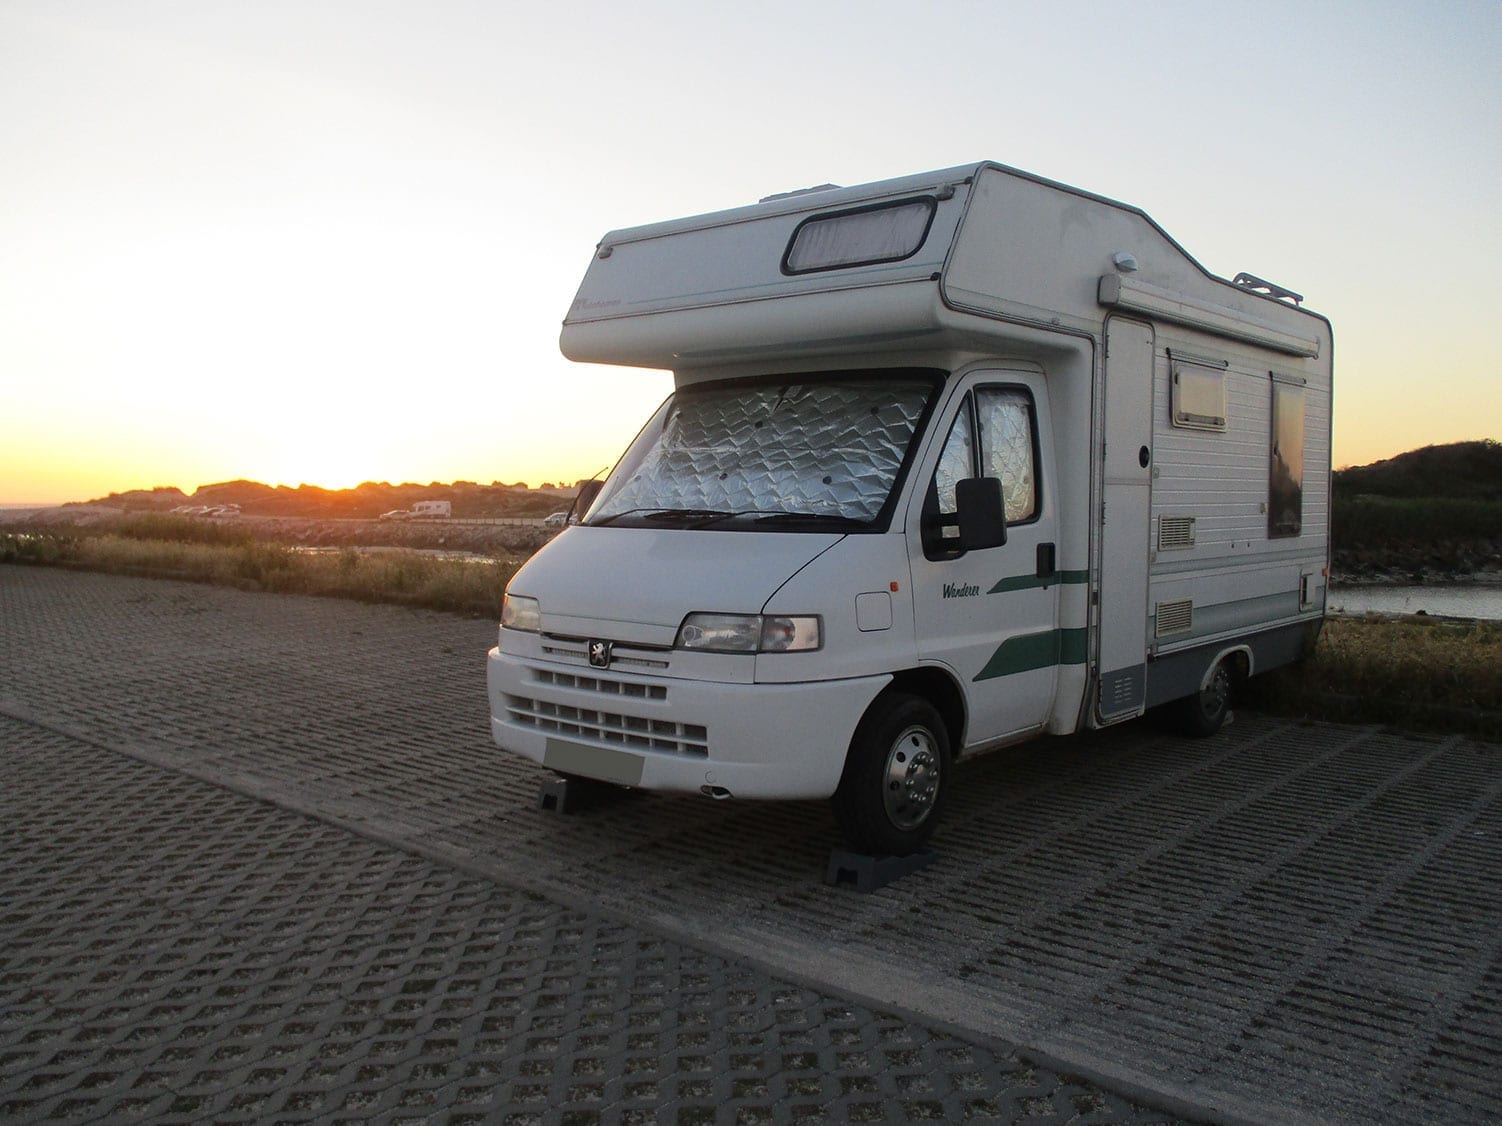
xmin=540 ymin=635 xmax=670 ymax=671
xmin=504 ymin=694 xmax=708 ymax=758
xmin=533 ymin=669 xmax=667 ymax=701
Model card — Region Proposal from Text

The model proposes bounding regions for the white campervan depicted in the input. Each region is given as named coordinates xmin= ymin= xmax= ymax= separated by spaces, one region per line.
xmin=487 ymin=161 xmax=1332 ymax=856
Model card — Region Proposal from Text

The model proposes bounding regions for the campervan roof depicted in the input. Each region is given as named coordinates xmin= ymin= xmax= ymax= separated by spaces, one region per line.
xmin=560 ymin=160 xmax=1329 ymax=372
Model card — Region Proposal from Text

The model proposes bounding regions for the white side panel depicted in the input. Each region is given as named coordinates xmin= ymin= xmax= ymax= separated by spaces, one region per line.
xmin=1146 ymin=326 xmax=1332 ymax=656
xmin=1097 ymin=319 xmax=1154 ymax=719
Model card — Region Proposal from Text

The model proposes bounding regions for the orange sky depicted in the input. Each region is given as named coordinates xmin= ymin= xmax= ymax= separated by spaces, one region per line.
xmin=2 ymin=2 xmax=1497 ymax=504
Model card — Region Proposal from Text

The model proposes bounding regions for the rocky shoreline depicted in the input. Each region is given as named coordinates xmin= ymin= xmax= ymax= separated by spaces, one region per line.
xmin=1331 ymin=541 xmax=1502 ymax=587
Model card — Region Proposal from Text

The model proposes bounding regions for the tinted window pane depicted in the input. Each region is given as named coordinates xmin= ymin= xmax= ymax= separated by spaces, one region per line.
xmin=1269 ymin=383 xmax=1305 ymax=537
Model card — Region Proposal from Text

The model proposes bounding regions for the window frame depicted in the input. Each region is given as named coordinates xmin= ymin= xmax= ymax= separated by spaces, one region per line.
xmin=780 ymin=196 xmax=939 ymax=276
xmin=1171 ymin=361 xmax=1229 ymax=431
xmin=922 ymin=381 xmax=1042 ymax=559
xmin=1267 ymin=376 xmax=1307 ymax=539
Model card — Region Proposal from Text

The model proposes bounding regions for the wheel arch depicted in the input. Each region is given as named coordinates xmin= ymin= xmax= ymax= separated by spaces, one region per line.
xmin=1203 ymin=644 xmax=1253 ymax=689
xmin=885 ymin=666 xmax=967 ymax=750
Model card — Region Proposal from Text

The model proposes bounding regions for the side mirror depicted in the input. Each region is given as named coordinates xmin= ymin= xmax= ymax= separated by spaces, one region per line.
xmin=955 ymin=477 xmax=1007 ymax=552
xmin=569 ymin=479 xmax=605 ymax=524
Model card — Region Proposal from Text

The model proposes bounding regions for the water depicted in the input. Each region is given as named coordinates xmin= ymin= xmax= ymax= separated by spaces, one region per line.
xmin=1329 ymin=583 xmax=1502 ymax=621
xmin=290 ymin=545 xmax=519 ymax=565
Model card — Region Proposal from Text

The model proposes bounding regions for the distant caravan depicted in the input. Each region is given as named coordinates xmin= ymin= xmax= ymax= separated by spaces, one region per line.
xmin=486 ymin=160 xmax=1333 ymax=856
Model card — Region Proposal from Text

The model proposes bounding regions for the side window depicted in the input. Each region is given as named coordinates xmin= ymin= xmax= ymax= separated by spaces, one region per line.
xmin=927 ymin=384 xmax=1038 ymax=551
xmin=932 ymin=398 xmax=976 ymax=533
xmin=1269 ymin=381 xmax=1305 ymax=537
xmin=976 ymin=387 xmax=1037 ymax=522
xmin=1171 ymin=362 xmax=1228 ymax=431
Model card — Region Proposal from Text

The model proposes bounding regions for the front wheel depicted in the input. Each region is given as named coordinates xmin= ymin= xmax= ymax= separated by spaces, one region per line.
xmin=831 ymin=693 xmax=951 ymax=856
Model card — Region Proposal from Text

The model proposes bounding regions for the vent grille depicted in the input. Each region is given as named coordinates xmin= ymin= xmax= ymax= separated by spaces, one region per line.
xmin=533 ymin=669 xmax=667 ymax=701
xmin=504 ymin=694 xmax=708 ymax=758
xmin=1158 ymin=515 xmax=1197 ymax=550
xmin=1156 ymin=599 xmax=1194 ymax=637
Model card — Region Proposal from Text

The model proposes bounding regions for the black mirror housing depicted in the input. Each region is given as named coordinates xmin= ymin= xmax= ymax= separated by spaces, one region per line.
xmin=955 ymin=477 xmax=1007 ymax=551
xmin=570 ymin=479 xmax=605 ymax=523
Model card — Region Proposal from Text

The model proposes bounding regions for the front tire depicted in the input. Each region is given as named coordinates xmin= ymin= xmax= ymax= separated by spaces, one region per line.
xmin=831 ymin=693 xmax=951 ymax=856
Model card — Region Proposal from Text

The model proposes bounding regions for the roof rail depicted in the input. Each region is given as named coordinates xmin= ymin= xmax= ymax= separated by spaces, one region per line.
xmin=759 ymin=183 xmax=842 ymax=203
xmin=1232 ymin=272 xmax=1303 ymax=306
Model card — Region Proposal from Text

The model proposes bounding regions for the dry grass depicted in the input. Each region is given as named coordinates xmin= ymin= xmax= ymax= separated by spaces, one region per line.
xmin=1246 ymin=616 xmax=1502 ymax=740
xmin=5 ymin=531 xmax=1498 ymax=740
xmin=1 ymin=533 xmax=515 ymax=617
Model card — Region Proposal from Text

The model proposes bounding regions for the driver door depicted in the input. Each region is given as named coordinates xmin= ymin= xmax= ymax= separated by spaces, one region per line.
xmin=907 ymin=370 xmax=1060 ymax=748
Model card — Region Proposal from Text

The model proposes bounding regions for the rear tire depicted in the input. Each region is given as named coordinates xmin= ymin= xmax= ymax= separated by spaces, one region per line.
xmin=831 ymin=693 xmax=951 ymax=856
xmin=1165 ymin=659 xmax=1232 ymax=737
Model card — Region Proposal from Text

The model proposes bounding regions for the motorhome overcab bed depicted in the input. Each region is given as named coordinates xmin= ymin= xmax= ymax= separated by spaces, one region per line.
xmin=487 ymin=160 xmax=1333 ymax=856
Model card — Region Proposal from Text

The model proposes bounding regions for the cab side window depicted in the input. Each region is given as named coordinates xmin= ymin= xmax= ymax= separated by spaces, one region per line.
xmin=976 ymin=387 xmax=1037 ymax=522
xmin=932 ymin=400 xmax=976 ymax=537
xmin=925 ymin=385 xmax=1039 ymax=555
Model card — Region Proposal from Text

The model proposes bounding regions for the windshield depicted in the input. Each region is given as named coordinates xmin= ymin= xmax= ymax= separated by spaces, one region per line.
xmin=586 ymin=371 xmax=942 ymax=531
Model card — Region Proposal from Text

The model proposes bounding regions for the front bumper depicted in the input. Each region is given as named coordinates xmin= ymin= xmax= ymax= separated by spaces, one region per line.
xmin=486 ymin=648 xmax=889 ymax=800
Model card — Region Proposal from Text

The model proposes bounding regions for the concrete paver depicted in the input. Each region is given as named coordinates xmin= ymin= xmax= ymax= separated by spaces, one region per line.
xmin=1 ymin=715 xmax=1158 ymax=1124
xmin=4 ymin=566 xmax=1501 ymax=1122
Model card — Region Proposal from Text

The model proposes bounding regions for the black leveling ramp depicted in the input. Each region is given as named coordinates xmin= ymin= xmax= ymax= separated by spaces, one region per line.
xmin=825 ymin=846 xmax=938 ymax=892
xmin=537 ymin=773 xmax=630 ymax=814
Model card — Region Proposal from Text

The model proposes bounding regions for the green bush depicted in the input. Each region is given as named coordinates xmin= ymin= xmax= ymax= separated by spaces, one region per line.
xmin=1333 ymin=495 xmax=1502 ymax=552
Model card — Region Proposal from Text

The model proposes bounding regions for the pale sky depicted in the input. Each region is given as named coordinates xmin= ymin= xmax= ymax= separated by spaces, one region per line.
xmin=2 ymin=0 xmax=1498 ymax=503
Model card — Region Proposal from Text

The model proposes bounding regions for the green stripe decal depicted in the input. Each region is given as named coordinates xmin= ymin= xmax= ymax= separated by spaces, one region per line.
xmin=974 ymin=628 xmax=1088 ymax=681
xmin=987 ymin=570 xmax=1088 ymax=595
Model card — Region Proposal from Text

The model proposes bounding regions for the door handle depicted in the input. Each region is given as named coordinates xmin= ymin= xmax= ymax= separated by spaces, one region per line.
xmin=1036 ymin=542 xmax=1057 ymax=578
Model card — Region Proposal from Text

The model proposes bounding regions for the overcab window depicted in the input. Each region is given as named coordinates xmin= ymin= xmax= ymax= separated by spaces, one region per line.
xmin=782 ymin=198 xmax=936 ymax=274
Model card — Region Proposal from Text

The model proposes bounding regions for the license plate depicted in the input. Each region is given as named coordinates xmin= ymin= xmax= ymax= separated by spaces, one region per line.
xmin=543 ymin=738 xmax=645 ymax=786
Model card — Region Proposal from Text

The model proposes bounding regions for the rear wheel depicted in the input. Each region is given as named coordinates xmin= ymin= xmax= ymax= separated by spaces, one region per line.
xmin=1165 ymin=658 xmax=1233 ymax=737
xmin=831 ymin=693 xmax=951 ymax=856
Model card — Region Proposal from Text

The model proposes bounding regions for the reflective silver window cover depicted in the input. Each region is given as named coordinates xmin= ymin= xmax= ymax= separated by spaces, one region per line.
xmin=784 ymin=200 xmax=934 ymax=273
xmin=977 ymin=388 xmax=1036 ymax=522
xmin=595 ymin=380 xmax=930 ymax=522
xmin=933 ymin=406 xmax=975 ymax=517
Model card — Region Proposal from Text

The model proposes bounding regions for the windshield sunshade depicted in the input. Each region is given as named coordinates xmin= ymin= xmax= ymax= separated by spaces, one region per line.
xmin=589 ymin=376 xmax=937 ymax=529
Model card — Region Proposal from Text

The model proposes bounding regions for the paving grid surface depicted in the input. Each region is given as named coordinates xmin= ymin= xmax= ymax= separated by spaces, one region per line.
xmin=0 ymin=718 xmax=1154 ymax=1124
xmin=3 ymin=566 xmax=1500 ymax=1123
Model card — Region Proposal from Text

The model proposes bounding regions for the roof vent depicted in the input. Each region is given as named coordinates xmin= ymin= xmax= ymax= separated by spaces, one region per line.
xmin=1233 ymin=272 xmax=1303 ymax=306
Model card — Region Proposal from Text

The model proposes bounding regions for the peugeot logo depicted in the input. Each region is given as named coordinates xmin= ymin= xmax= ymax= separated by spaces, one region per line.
xmin=588 ymin=639 xmax=613 ymax=669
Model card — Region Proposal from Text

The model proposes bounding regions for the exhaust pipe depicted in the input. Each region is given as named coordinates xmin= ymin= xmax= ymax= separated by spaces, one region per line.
xmin=699 ymin=785 xmax=733 ymax=800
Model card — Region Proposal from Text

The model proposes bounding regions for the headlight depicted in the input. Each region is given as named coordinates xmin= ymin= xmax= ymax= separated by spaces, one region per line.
xmin=759 ymin=615 xmax=822 ymax=653
xmin=501 ymin=593 xmax=541 ymax=632
xmin=675 ymin=612 xmax=821 ymax=653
